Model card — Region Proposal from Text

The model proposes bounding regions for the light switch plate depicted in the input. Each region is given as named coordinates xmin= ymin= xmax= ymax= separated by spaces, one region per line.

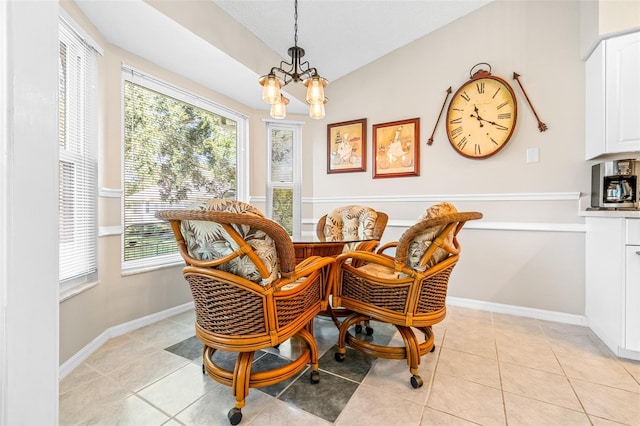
xmin=526 ymin=147 xmax=539 ymax=163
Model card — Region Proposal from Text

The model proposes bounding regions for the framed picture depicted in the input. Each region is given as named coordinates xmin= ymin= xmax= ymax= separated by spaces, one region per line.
xmin=373 ymin=117 xmax=420 ymax=178
xmin=327 ymin=118 xmax=367 ymax=174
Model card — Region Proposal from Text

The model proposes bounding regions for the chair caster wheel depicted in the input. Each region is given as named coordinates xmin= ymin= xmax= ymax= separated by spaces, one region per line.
xmin=430 ymin=344 xmax=436 ymax=353
xmin=228 ymin=407 xmax=242 ymax=425
xmin=335 ymin=352 xmax=345 ymax=362
xmin=355 ymin=324 xmax=363 ymax=333
xmin=365 ymin=326 xmax=374 ymax=336
xmin=310 ymin=370 xmax=320 ymax=384
xmin=410 ymin=375 xmax=424 ymax=389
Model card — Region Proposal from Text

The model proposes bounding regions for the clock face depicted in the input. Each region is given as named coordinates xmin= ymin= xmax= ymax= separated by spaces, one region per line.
xmin=446 ymin=76 xmax=517 ymax=159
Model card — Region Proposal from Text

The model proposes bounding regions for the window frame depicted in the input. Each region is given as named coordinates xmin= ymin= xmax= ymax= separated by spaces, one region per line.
xmin=120 ymin=67 xmax=249 ymax=274
xmin=264 ymin=120 xmax=302 ymax=238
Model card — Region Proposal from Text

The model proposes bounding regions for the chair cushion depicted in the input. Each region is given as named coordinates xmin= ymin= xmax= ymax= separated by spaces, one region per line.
xmin=407 ymin=202 xmax=458 ymax=271
xmin=324 ymin=205 xmax=378 ymax=252
xmin=180 ymin=199 xmax=278 ymax=285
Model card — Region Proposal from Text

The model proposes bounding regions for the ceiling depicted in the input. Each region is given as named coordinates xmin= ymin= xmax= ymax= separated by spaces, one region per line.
xmin=75 ymin=0 xmax=493 ymax=115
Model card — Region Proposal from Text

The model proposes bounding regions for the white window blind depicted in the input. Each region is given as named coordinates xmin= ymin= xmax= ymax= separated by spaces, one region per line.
xmin=121 ymin=68 xmax=247 ymax=273
xmin=58 ymin=16 xmax=98 ymax=290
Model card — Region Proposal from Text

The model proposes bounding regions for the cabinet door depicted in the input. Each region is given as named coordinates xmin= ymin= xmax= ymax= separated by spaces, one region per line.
xmin=626 ymin=245 xmax=640 ymax=351
xmin=606 ymin=32 xmax=640 ymax=153
xmin=586 ymin=41 xmax=606 ymax=160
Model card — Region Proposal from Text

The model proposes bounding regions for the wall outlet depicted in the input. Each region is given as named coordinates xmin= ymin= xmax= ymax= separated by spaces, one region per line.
xmin=526 ymin=147 xmax=539 ymax=163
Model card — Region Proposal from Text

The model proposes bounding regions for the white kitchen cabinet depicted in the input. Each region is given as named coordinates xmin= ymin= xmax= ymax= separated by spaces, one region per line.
xmin=585 ymin=31 xmax=640 ymax=159
xmin=585 ymin=41 xmax=606 ymax=160
xmin=585 ymin=216 xmax=640 ymax=360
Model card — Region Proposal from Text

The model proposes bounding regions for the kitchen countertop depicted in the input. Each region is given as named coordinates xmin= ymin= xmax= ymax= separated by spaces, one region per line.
xmin=580 ymin=208 xmax=640 ymax=218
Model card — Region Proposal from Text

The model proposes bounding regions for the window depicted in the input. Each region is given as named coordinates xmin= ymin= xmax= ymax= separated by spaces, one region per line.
xmin=58 ymin=15 xmax=99 ymax=292
xmin=122 ymin=68 xmax=247 ymax=272
xmin=265 ymin=121 xmax=302 ymax=237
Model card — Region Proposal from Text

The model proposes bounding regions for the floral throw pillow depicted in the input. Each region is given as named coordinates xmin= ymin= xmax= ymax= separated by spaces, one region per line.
xmin=180 ymin=199 xmax=278 ymax=285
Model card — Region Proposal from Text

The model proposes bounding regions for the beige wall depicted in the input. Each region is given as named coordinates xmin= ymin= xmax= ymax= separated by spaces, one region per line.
xmin=58 ymin=0 xmax=640 ymax=364
xmin=581 ymin=0 xmax=640 ymax=57
xmin=309 ymin=0 xmax=588 ymax=315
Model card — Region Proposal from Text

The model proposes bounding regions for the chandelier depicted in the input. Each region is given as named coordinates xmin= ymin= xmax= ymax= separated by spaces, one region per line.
xmin=258 ymin=0 xmax=328 ymax=119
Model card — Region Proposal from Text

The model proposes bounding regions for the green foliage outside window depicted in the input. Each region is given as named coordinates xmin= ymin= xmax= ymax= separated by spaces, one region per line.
xmin=123 ymin=81 xmax=237 ymax=262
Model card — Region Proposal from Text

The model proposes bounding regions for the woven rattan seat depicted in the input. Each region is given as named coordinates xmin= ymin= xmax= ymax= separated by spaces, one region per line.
xmin=331 ymin=204 xmax=482 ymax=388
xmin=156 ymin=199 xmax=334 ymax=425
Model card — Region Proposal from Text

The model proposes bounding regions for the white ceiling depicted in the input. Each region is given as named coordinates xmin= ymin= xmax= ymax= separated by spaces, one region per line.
xmin=75 ymin=0 xmax=493 ymax=114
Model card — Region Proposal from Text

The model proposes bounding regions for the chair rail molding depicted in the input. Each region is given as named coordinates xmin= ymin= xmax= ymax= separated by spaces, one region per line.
xmin=99 ymin=187 xmax=123 ymax=198
xmin=251 ymin=191 xmax=581 ymax=204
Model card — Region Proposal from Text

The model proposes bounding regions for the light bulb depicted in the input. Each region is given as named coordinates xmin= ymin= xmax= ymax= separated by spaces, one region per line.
xmin=270 ymin=95 xmax=288 ymax=119
xmin=259 ymin=74 xmax=282 ymax=104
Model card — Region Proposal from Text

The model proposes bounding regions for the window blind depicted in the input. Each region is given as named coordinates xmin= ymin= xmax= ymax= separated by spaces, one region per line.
xmin=121 ymin=68 xmax=246 ymax=273
xmin=58 ymin=17 xmax=98 ymax=290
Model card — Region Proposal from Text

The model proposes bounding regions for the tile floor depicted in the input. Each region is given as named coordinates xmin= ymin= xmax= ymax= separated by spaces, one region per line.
xmin=59 ymin=306 xmax=640 ymax=425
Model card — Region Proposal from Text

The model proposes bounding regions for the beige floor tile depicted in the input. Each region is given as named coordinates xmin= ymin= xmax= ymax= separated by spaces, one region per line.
xmin=619 ymin=357 xmax=640 ymax=383
xmin=83 ymin=334 xmax=157 ymax=374
xmin=59 ymin=362 xmax=102 ymax=394
xmin=80 ymin=394 xmax=170 ymax=426
xmin=571 ymin=378 xmax=640 ymax=425
xmin=492 ymin=313 xmax=543 ymax=331
xmin=428 ymin=373 xmax=505 ymax=425
xmin=127 ymin=318 xmax=195 ymax=349
xmin=335 ymin=383 xmax=425 ymax=426
xmin=249 ymin=399 xmax=332 ymax=426
xmin=436 ymin=347 xmax=500 ymax=389
xmin=503 ymin=392 xmax=590 ymax=426
xmin=175 ymin=384 xmax=274 ymax=426
xmin=589 ymin=415 xmax=632 ymax=425
xmin=500 ymin=362 xmax=582 ymax=411
xmin=556 ymin=350 xmax=640 ymax=392
xmin=441 ymin=324 xmax=497 ymax=359
xmin=137 ymin=363 xmax=220 ymax=416
xmin=107 ymin=348 xmax=190 ymax=392
xmin=362 ymin=357 xmax=432 ymax=404
xmin=59 ymin=374 xmax=132 ymax=425
xmin=539 ymin=319 xmax=592 ymax=338
xmin=420 ymin=407 xmax=480 ymax=425
xmin=547 ymin=331 xmax=613 ymax=357
xmin=446 ymin=306 xmax=494 ymax=326
xmin=493 ymin=325 xmax=549 ymax=347
xmin=170 ymin=309 xmax=196 ymax=326
xmin=496 ymin=336 xmax=563 ymax=374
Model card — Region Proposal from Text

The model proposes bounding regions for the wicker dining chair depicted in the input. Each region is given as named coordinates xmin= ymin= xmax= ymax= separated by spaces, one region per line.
xmin=316 ymin=205 xmax=388 ymax=333
xmin=331 ymin=203 xmax=482 ymax=388
xmin=156 ymin=199 xmax=334 ymax=425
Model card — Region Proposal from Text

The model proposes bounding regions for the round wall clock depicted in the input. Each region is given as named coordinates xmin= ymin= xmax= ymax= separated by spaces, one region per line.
xmin=446 ymin=63 xmax=517 ymax=159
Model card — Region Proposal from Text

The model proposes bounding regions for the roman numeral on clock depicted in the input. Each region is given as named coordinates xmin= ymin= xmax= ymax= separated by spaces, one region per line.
xmin=457 ymin=137 xmax=468 ymax=149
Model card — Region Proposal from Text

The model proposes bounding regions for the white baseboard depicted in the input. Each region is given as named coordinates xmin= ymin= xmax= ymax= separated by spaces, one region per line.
xmin=447 ymin=297 xmax=589 ymax=326
xmin=58 ymin=301 xmax=194 ymax=380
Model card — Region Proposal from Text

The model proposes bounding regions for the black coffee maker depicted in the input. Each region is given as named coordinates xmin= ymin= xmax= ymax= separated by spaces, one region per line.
xmin=591 ymin=159 xmax=639 ymax=209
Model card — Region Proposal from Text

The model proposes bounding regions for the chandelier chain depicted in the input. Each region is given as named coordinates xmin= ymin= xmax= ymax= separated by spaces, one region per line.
xmin=294 ymin=0 xmax=298 ymax=47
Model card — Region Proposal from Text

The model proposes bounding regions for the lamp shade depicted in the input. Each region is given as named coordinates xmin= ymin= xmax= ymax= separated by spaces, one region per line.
xmin=270 ymin=95 xmax=289 ymax=119
xmin=259 ymin=74 xmax=282 ymax=104
xmin=309 ymin=98 xmax=326 ymax=120
xmin=304 ymin=76 xmax=327 ymax=104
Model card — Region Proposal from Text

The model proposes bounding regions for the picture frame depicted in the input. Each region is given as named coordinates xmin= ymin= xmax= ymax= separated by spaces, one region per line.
xmin=373 ymin=117 xmax=420 ymax=178
xmin=327 ymin=118 xmax=367 ymax=174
